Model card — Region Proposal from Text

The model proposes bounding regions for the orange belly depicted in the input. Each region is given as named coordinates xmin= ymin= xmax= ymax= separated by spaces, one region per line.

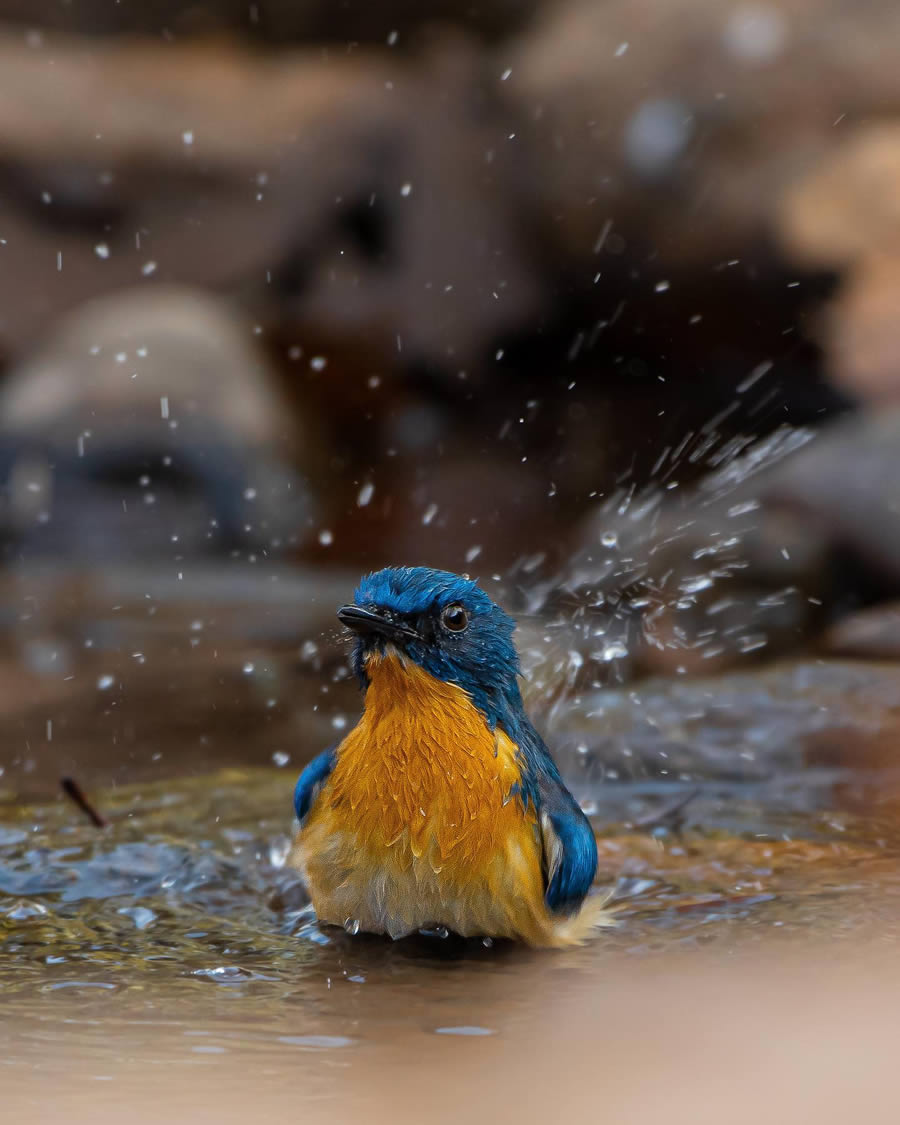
xmin=293 ymin=653 xmax=562 ymax=943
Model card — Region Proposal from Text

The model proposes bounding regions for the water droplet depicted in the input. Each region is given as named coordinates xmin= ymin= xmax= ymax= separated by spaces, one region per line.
xmin=357 ymin=481 xmax=374 ymax=507
xmin=243 ymin=487 xmax=257 ymax=501
xmin=272 ymin=750 xmax=290 ymax=768
xmin=601 ymin=641 xmax=628 ymax=662
xmin=3 ymin=899 xmax=48 ymax=921
xmin=94 ymin=243 xmax=110 ymax=259
xmin=400 ymin=182 xmax=412 ymax=197
xmin=600 ymin=530 xmax=619 ymax=549
xmin=420 ymin=924 xmax=450 ymax=939
xmin=192 ymin=965 xmax=250 ymax=983
xmin=727 ymin=499 xmax=761 ymax=517
xmin=723 ymin=5 xmax=787 ymax=63
xmin=182 ymin=129 xmax=194 ymax=145
xmin=624 ymin=98 xmax=693 ymax=177
xmin=434 ymin=1026 xmax=496 ymax=1036
xmin=318 ymin=529 xmax=333 ymax=546
xmin=242 ymin=662 xmax=255 ymax=674
xmin=465 ymin=544 xmax=482 ymax=562
xmin=422 ymin=503 xmax=438 ymax=525
xmin=680 ymin=575 xmax=714 ymax=595
xmin=343 ymin=918 xmax=361 ymax=935
xmin=96 ymin=674 xmax=115 ymax=691
xmin=117 ymin=906 xmax=156 ymax=930
xmin=268 ymin=837 xmax=290 ymax=868
xmin=310 ymin=355 xmax=327 ymax=371
xmin=277 ymin=1035 xmax=354 ymax=1049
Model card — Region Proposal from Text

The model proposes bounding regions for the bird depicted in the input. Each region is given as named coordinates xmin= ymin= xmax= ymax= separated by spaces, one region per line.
xmin=290 ymin=566 xmax=612 ymax=947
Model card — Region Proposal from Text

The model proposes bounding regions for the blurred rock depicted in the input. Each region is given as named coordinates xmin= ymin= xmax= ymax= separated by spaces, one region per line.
xmin=818 ymin=255 xmax=900 ymax=404
xmin=541 ymin=659 xmax=900 ymax=783
xmin=777 ymin=126 xmax=900 ymax=402
xmin=822 ymin=602 xmax=900 ymax=661
xmin=0 ymin=33 xmax=543 ymax=382
xmin=778 ymin=124 xmax=900 ymax=273
xmin=506 ymin=0 xmax=900 ymax=269
xmin=0 ymin=286 xmax=316 ymax=562
xmin=763 ymin=408 xmax=900 ymax=590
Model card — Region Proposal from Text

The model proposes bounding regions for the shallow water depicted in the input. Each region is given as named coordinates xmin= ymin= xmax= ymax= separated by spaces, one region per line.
xmin=5 ymin=758 xmax=900 ymax=1092
xmin=4 ymin=567 xmax=900 ymax=1119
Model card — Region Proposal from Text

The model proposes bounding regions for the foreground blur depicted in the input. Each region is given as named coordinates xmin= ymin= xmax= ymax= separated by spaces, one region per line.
xmin=5 ymin=942 xmax=900 ymax=1125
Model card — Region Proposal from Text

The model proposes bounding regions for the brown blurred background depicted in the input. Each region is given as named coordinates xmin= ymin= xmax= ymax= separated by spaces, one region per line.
xmin=1 ymin=0 xmax=900 ymax=788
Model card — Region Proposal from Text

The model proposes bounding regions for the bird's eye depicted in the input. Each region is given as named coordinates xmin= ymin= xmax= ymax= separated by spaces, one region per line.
xmin=441 ymin=603 xmax=469 ymax=632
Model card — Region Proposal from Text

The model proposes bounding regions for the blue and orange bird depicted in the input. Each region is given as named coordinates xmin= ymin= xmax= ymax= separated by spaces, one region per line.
xmin=291 ymin=566 xmax=612 ymax=947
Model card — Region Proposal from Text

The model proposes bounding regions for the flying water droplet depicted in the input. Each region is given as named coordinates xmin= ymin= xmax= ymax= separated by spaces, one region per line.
xmin=343 ymin=918 xmax=361 ymax=935
xmin=680 ymin=575 xmax=714 ymax=595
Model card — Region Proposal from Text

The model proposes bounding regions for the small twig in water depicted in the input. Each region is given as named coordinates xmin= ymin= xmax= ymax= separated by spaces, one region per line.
xmin=61 ymin=776 xmax=108 ymax=828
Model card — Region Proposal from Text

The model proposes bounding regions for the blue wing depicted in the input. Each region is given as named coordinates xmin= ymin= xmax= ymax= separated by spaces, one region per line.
xmin=293 ymin=747 xmax=336 ymax=825
xmin=534 ymin=767 xmax=598 ymax=915
xmin=503 ymin=713 xmax=599 ymax=915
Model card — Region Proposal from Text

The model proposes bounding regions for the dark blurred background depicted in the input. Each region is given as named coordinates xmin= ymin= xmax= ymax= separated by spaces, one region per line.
xmin=3 ymin=0 xmax=900 ymax=797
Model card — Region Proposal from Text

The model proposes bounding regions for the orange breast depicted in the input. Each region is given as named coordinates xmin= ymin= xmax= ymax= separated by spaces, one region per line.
xmin=293 ymin=650 xmax=611 ymax=945
xmin=325 ymin=651 xmax=530 ymax=877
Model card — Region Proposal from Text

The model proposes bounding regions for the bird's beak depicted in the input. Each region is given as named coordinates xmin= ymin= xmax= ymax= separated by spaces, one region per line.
xmin=337 ymin=604 xmax=420 ymax=642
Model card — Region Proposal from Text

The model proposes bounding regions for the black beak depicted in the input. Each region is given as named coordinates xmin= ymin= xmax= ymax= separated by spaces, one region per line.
xmin=337 ymin=604 xmax=420 ymax=643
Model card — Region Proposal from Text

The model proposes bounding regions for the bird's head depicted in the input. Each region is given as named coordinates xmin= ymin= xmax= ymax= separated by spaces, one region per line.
xmin=338 ymin=566 xmax=522 ymax=726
